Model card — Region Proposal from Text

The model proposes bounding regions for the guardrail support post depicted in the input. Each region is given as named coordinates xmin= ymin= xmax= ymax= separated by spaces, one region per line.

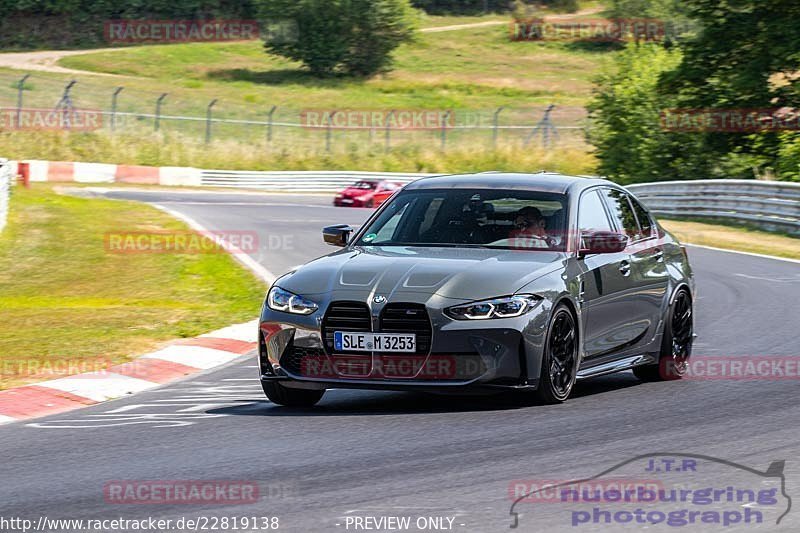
xmin=154 ymin=93 xmax=168 ymax=132
xmin=205 ymin=99 xmax=218 ymax=144
xmin=16 ymin=74 xmax=30 ymax=129
xmin=110 ymin=87 xmax=124 ymax=132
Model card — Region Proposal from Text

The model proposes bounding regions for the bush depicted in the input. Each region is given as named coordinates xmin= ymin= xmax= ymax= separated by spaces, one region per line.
xmin=777 ymin=133 xmax=800 ymax=182
xmin=257 ymin=0 xmax=416 ymax=77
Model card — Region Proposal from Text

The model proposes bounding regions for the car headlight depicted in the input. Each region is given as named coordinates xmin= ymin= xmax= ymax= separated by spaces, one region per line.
xmin=445 ymin=295 xmax=541 ymax=320
xmin=267 ymin=286 xmax=319 ymax=315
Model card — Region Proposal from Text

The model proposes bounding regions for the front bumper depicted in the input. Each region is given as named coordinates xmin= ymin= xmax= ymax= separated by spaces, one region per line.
xmin=333 ymin=197 xmax=368 ymax=207
xmin=258 ymin=303 xmax=549 ymax=393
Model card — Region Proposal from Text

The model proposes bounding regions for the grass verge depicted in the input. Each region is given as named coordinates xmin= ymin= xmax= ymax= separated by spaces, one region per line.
xmin=661 ymin=219 xmax=800 ymax=261
xmin=0 ymin=131 xmax=596 ymax=175
xmin=0 ymin=184 xmax=266 ymax=389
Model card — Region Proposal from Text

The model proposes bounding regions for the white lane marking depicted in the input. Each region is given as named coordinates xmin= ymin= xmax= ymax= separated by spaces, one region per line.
xmin=686 ymin=243 xmax=800 ymax=264
xmin=37 ymin=372 xmax=158 ymax=402
xmin=152 ymin=203 xmax=277 ymax=284
xmin=142 ymin=346 xmax=242 ymax=370
xmin=201 ymin=320 xmax=259 ymax=342
xmin=161 ymin=201 xmax=339 ymax=209
xmin=0 ymin=414 xmax=18 ymax=424
xmin=733 ymin=273 xmax=800 ymax=283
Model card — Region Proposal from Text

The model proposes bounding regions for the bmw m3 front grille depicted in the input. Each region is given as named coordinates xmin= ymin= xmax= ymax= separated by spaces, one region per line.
xmin=322 ymin=301 xmax=371 ymax=354
xmin=379 ymin=303 xmax=432 ymax=355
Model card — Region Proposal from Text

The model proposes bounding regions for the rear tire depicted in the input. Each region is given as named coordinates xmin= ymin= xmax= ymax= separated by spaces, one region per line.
xmin=633 ymin=288 xmax=693 ymax=382
xmin=261 ymin=381 xmax=325 ymax=407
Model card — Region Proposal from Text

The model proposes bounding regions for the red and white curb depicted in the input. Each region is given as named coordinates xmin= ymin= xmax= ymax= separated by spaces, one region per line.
xmin=9 ymin=160 xmax=201 ymax=187
xmin=0 ymin=321 xmax=258 ymax=423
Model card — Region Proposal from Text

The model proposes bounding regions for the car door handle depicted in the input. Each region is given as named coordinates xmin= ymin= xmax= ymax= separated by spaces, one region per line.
xmin=652 ymin=248 xmax=664 ymax=262
xmin=619 ymin=260 xmax=631 ymax=276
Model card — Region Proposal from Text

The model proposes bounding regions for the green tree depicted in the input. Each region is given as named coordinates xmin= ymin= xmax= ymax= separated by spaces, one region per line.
xmin=588 ymin=45 xmax=687 ymax=184
xmin=256 ymin=0 xmax=416 ymax=77
xmin=591 ymin=0 xmax=800 ymax=182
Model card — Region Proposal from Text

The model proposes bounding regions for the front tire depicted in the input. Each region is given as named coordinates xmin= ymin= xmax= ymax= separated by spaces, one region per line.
xmin=261 ymin=381 xmax=325 ymax=407
xmin=529 ymin=305 xmax=579 ymax=404
xmin=634 ymin=288 xmax=693 ymax=382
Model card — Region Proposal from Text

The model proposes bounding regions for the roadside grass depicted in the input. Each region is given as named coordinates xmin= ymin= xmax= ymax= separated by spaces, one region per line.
xmin=0 ymin=184 xmax=266 ymax=389
xmin=56 ymin=24 xmax=612 ymax=110
xmin=660 ymin=219 xmax=800 ymax=261
xmin=0 ymin=12 xmax=613 ymax=171
xmin=0 ymin=130 xmax=597 ymax=175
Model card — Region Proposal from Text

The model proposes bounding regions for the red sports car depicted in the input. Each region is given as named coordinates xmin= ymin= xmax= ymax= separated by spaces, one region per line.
xmin=333 ymin=180 xmax=403 ymax=208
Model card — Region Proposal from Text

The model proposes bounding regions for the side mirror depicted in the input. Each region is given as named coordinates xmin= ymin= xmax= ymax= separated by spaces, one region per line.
xmin=323 ymin=224 xmax=354 ymax=247
xmin=580 ymin=230 xmax=628 ymax=256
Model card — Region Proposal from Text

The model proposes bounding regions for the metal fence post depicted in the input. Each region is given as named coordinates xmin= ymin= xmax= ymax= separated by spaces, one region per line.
xmin=385 ymin=110 xmax=396 ymax=153
xmin=110 ymin=87 xmax=124 ymax=132
xmin=205 ymin=99 xmax=218 ymax=144
xmin=16 ymin=74 xmax=30 ymax=129
xmin=54 ymin=80 xmax=77 ymax=130
xmin=326 ymin=111 xmax=339 ymax=153
xmin=441 ymin=110 xmax=452 ymax=151
xmin=154 ymin=93 xmax=168 ymax=132
xmin=525 ymin=104 xmax=558 ymax=148
xmin=493 ymin=106 xmax=506 ymax=148
xmin=266 ymin=105 xmax=277 ymax=143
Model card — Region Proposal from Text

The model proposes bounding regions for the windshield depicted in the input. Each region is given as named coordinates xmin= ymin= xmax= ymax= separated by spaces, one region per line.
xmin=351 ymin=181 xmax=378 ymax=190
xmin=355 ymin=189 xmax=568 ymax=250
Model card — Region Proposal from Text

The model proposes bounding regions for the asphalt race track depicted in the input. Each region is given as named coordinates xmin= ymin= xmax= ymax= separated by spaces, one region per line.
xmin=1 ymin=189 xmax=799 ymax=532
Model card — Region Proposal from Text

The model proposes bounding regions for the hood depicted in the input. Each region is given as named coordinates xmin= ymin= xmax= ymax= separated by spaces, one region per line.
xmin=339 ymin=187 xmax=373 ymax=198
xmin=278 ymin=246 xmax=566 ymax=301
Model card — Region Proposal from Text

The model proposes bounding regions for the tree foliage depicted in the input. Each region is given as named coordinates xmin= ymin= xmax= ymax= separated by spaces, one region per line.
xmin=590 ymin=0 xmax=800 ymax=182
xmin=0 ymin=0 xmax=257 ymax=47
xmin=256 ymin=0 xmax=416 ymax=77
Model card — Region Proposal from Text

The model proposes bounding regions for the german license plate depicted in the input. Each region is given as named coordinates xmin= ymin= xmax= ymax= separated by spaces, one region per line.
xmin=334 ymin=332 xmax=416 ymax=352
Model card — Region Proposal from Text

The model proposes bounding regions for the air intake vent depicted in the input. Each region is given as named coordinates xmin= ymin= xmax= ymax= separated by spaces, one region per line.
xmin=322 ymin=301 xmax=371 ymax=354
xmin=379 ymin=303 xmax=432 ymax=355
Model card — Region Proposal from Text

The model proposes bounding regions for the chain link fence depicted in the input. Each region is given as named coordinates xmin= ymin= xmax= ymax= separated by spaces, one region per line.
xmin=0 ymin=71 xmax=589 ymax=152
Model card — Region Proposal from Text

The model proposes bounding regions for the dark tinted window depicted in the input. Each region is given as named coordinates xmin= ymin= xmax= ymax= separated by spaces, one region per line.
xmin=356 ymin=189 xmax=567 ymax=250
xmin=578 ymin=190 xmax=613 ymax=249
xmin=629 ymin=196 xmax=654 ymax=239
xmin=600 ymin=188 xmax=638 ymax=241
xmin=578 ymin=190 xmax=613 ymax=233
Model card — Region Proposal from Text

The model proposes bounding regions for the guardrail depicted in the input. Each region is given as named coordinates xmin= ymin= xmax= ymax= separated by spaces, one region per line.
xmin=0 ymin=158 xmax=12 ymax=232
xmin=201 ymin=170 xmax=433 ymax=191
xmin=626 ymin=180 xmax=800 ymax=235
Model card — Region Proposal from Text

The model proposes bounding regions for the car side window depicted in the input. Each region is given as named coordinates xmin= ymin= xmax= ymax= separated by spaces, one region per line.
xmin=578 ymin=190 xmax=613 ymax=247
xmin=600 ymin=188 xmax=638 ymax=241
xmin=629 ymin=196 xmax=654 ymax=239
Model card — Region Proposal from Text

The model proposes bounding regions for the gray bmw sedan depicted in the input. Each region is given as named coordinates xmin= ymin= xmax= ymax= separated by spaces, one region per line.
xmin=258 ymin=172 xmax=695 ymax=406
